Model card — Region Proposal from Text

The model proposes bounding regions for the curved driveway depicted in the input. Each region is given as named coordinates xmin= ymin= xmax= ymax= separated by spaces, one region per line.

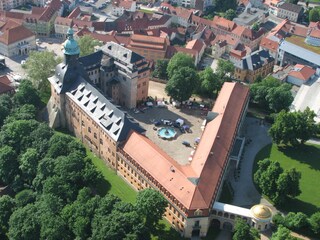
xmin=230 ymin=117 xmax=272 ymax=208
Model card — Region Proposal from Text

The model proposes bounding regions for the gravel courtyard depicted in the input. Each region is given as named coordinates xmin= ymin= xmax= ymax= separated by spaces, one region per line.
xmin=127 ymin=104 xmax=207 ymax=165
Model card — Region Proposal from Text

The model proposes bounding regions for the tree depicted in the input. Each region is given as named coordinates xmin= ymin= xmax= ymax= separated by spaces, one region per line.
xmin=233 ymin=218 xmax=259 ymax=240
xmin=166 ymin=53 xmax=195 ymax=79
xmin=198 ymin=67 xmax=220 ymax=97
xmin=24 ymin=51 xmax=61 ymax=92
xmin=0 ymin=119 xmax=39 ymax=154
xmin=250 ymin=76 xmax=293 ymax=113
xmin=309 ymin=212 xmax=320 ymax=234
xmin=284 ymin=212 xmax=308 ymax=230
xmin=286 ymin=0 xmax=298 ymax=4
xmin=152 ymin=59 xmax=169 ymax=79
xmin=8 ymin=204 xmax=40 ymax=240
xmin=19 ymin=148 xmax=40 ymax=184
xmin=269 ymin=108 xmax=317 ymax=146
xmin=78 ymin=35 xmax=102 ymax=57
xmin=15 ymin=189 xmax=36 ymax=208
xmin=271 ymin=225 xmax=297 ymax=240
xmin=309 ymin=8 xmax=320 ymax=22
xmin=216 ymin=59 xmax=235 ymax=80
xmin=13 ymin=80 xmax=41 ymax=108
xmin=224 ymin=9 xmax=236 ymax=20
xmin=0 ymin=195 xmax=15 ymax=237
xmin=213 ymin=0 xmax=237 ymax=11
xmin=5 ymin=104 xmax=36 ymax=123
xmin=252 ymin=22 xmax=260 ymax=31
xmin=254 ymin=159 xmax=301 ymax=206
xmin=266 ymin=83 xmax=293 ymax=113
xmin=0 ymin=94 xmax=12 ymax=127
xmin=136 ymin=189 xmax=167 ymax=230
xmin=165 ymin=67 xmax=199 ymax=102
xmin=0 ymin=146 xmax=18 ymax=185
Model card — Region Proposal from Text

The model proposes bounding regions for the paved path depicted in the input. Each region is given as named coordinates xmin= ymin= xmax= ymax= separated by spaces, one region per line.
xmin=229 ymin=117 xmax=273 ymax=209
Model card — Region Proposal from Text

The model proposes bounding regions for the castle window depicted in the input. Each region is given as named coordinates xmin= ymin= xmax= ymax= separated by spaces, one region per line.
xmin=88 ymin=127 xmax=91 ymax=133
xmin=100 ymin=139 xmax=103 ymax=144
xmin=94 ymin=133 xmax=97 ymax=139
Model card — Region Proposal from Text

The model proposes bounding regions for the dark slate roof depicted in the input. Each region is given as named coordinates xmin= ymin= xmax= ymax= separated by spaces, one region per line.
xmin=68 ymin=79 xmax=145 ymax=142
xmin=241 ymin=49 xmax=274 ymax=71
xmin=278 ymin=2 xmax=303 ymax=14
xmin=78 ymin=50 xmax=103 ymax=68
xmin=131 ymin=51 xmax=144 ymax=63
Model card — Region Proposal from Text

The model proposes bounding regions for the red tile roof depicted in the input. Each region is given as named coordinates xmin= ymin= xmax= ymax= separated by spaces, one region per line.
xmin=260 ymin=37 xmax=279 ymax=52
xmin=68 ymin=6 xmax=81 ymax=19
xmin=185 ymin=39 xmax=205 ymax=52
xmin=0 ymin=19 xmax=35 ymax=45
xmin=213 ymin=16 xmax=236 ymax=31
xmin=288 ymin=64 xmax=316 ymax=81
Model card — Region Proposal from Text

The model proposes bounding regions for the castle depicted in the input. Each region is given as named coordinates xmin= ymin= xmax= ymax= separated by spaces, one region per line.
xmin=47 ymin=29 xmax=272 ymax=238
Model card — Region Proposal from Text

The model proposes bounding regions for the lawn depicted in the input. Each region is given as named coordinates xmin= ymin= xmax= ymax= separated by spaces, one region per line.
xmin=86 ymin=149 xmax=137 ymax=203
xmin=286 ymin=35 xmax=320 ymax=55
xmin=138 ymin=9 xmax=154 ymax=14
xmin=254 ymin=144 xmax=320 ymax=215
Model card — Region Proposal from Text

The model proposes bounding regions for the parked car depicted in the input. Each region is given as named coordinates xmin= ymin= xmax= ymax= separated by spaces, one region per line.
xmin=182 ymin=141 xmax=190 ymax=147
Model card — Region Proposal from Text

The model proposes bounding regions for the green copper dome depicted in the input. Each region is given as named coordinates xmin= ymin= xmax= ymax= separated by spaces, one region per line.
xmin=62 ymin=28 xmax=80 ymax=56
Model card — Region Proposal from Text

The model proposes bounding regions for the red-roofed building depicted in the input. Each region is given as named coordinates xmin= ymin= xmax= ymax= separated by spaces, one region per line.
xmin=185 ymin=39 xmax=206 ymax=65
xmin=127 ymin=34 xmax=169 ymax=61
xmin=287 ymin=64 xmax=316 ymax=86
xmin=120 ymin=82 xmax=250 ymax=238
xmin=259 ymin=37 xmax=279 ymax=60
xmin=111 ymin=0 xmax=136 ymax=16
xmin=0 ymin=19 xmax=36 ymax=56
xmin=0 ymin=75 xmax=14 ymax=94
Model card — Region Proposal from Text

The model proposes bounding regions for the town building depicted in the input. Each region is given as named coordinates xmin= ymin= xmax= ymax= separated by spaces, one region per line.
xmin=47 ymin=29 xmax=273 ymax=238
xmin=278 ymin=38 xmax=320 ymax=68
xmin=126 ymin=34 xmax=169 ymax=61
xmin=233 ymin=49 xmax=275 ymax=82
xmin=291 ymin=71 xmax=320 ymax=123
xmin=233 ymin=7 xmax=267 ymax=27
xmin=259 ymin=37 xmax=279 ymax=63
xmin=286 ymin=64 xmax=316 ymax=86
xmin=277 ymin=2 xmax=303 ymax=23
xmin=111 ymin=0 xmax=136 ymax=16
xmin=0 ymin=0 xmax=28 ymax=11
xmin=0 ymin=19 xmax=36 ymax=57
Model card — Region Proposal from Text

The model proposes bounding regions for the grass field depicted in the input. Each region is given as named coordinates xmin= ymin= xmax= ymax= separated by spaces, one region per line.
xmin=254 ymin=144 xmax=320 ymax=215
xmin=86 ymin=149 xmax=137 ymax=203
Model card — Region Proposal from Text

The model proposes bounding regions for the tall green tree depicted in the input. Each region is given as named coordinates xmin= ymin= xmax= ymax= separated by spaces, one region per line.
xmin=233 ymin=218 xmax=259 ymax=240
xmin=0 ymin=146 xmax=18 ymax=185
xmin=216 ymin=59 xmax=235 ymax=80
xmin=198 ymin=67 xmax=220 ymax=97
xmin=136 ymin=188 xmax=167 ymax=230
xmin=213 ymin=0 xmax=237 ymax=11
xmin=250 ymin=76 xmax=293 ymax=113
xmin=8 ymin=204 xmax=40 ymax=240
xmin=224 ymin=9 xmax=236 ymax=20
xmin=0 ymin=195 xmax=15 ymax=238
xmin=13 ymin=80 xmax=41 ymax=108
xmin=152 ymin=59 xmax=169 ymax=79
xmin=167 ymin=53 xmax=195 ymax=79
xmin=19 ymin=148 xmax=40 ymax=184
xmin=269 ymin=108 xmax=317 ymax=146
xmin=309 ymin=8 xmax=320 ymax=22
xmin=271 ymin=225 xmax=297 ymax=240
xmin=309 ymin=212 xmax=320 ymax=234
xmin=0 ymin=94 xmax=12 ymax=127
xmin=24 ymin=51 xmax=61 ymax=92
xmin=252 ymin=22 xmax=260 ymax=31
xmin=78 ymin=35 xmax=102 ymax=57
xmin=165 ymin=67 xmax=199 ymax=102
xmin=254 ymin=159 xmax=301 ymax=206
xmin=284 ymin=212 xmax=308 ymax=230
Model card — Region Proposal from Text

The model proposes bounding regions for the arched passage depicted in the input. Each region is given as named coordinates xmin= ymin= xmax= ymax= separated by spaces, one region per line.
xmin=223 ymin=221 xmax=233 ymax=231
xmin=211 ymin=219 xmax=221 ymax=229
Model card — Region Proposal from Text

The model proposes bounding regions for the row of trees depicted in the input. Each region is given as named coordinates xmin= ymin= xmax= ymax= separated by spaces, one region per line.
xmin=254 ymin=159 xmax=301 ymax=206
xmin=163 ymin=53 xmax=235 ymax=102
xmin=273 ymin=211 xmax=320 ymax=235
xmin=0 ymin=84 xmax=167 ymax=239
